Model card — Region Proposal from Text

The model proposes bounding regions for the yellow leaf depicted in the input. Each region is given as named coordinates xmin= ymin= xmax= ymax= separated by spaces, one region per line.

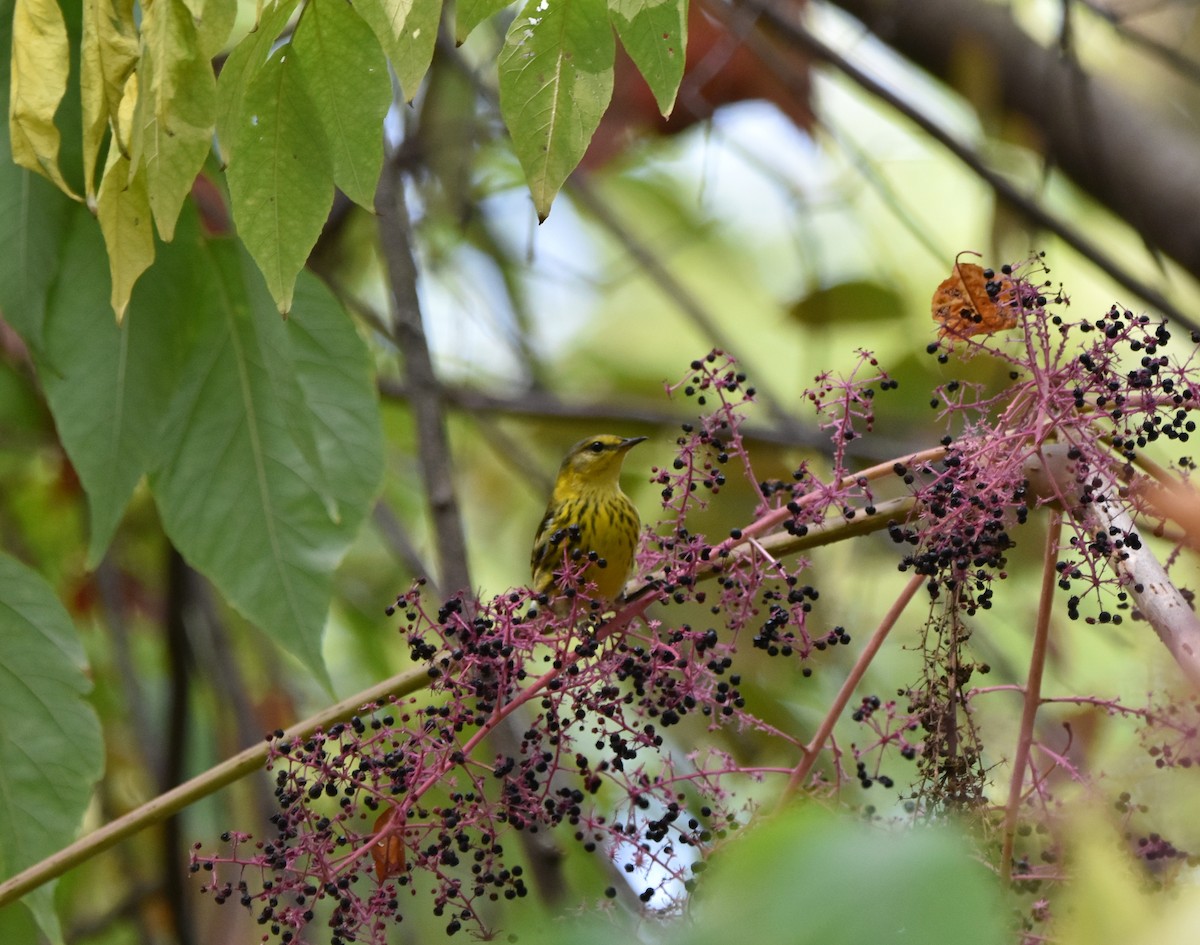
xmin=82 ymin=0 xmax=106 ymax=203
xmin=97 ymin=146 xmax=155 ymax=320
xmin=116 ymin=72 xmax=139 ymax=155
xmin=81 ymin=0 xmax=140 ymax=201
xmin=132 ymin=0 xmax=216 ymax=241
xmin=9 ymin=0 xmax=81 ymax=199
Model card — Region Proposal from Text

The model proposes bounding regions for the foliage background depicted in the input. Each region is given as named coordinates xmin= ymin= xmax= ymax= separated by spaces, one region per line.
xmin=4 ymin=0 xmax=1200 ymax=942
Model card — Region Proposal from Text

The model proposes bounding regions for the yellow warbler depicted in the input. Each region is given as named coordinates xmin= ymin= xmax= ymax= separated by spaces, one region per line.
xmin=531 ymin=434 xmax=646 ymax=605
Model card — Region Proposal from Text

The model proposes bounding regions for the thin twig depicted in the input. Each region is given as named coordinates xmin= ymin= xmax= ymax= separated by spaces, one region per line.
xmin=377 ymin=151 xmax=576 ymax=900
xmin=371 ymin=500 xmax=436 ymax=591
xmin=378 ymin=377 xmax=921 ymax=460
xmin=1075 ymin=0 xmax=1200 ymax=86
xmin=1000 ymin=511 xmax=1063 ymax=883
xmin=565 ymin=176 xmax=810 ymax=440
xmin=780 ymin=571 xmax=925 ymax=800
xmin=162 ymin=548 xmax=197 ymax=945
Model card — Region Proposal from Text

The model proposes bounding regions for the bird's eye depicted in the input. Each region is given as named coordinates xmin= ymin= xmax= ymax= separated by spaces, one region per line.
xmin=589 ymin=441 xmax=605 ymax=453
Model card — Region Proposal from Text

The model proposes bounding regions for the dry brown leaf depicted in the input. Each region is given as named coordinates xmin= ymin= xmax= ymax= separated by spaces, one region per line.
xmin=932 ymin=261 xmax=1020 ymax=339
xmin=370 ymin=808 xmax=406 ymax=880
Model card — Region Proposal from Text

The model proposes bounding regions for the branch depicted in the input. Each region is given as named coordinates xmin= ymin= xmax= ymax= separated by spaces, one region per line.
xmin=377 ymin=377 xmax=924 ymax=462
xmin=724 ymin=0 xmax=1195 ymax=328
xmin=0 ymin=667 xmax=434 ymax=909
xmin=376 ymin=158 xmax=473 ymax=596
xmin=821 ymin=0 xmax=1200 ymax=321
xmin=161 ymin=548 xmax=197 ymax=945
xmin=1088 ymin=485 xmax=1200 ymax=689
xmin=1075 ymin=0 xmax=1200 ymax=87
xmin=1000 ymin=510 xmax=1062 ymax=883
xmin=1032 ymin=443 xmax=1200 ymax=688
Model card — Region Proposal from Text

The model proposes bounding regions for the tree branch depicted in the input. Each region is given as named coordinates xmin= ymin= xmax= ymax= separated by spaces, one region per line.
xmin=0 ymin=668 xmax=433 ymax=909
xmin=376 ymin=157 xmax=473 ymax=597
xmin=825 ymin=0 xmax=1200 ymax=311
xmin=377 ymin=377 xmax=920 ymax=461
xmin=725 ymin=0 xmax=1197 ymax=331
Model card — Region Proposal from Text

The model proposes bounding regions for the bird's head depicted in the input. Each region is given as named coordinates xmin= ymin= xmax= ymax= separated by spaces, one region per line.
xmin=558 ymin=434 xmax=647 ymax=489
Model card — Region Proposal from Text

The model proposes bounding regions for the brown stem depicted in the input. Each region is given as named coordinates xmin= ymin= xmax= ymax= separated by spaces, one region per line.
xmin=0 ymin=667 xmax=432 ymax=909
xmin=375 ymin=155 xmax=581 ymax=900
xmin=375 ymin=158 xmax=472 ymax=597
xmin=162 ymin=547 xmax=196 ymax=945
xmin=1000 ymin=511 xmax=1063 ymax=883
xmin=781 ymin=571 xmax=925 ymax=801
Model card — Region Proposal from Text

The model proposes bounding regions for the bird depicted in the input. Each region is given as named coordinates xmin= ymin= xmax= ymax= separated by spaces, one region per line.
xmin=530 ymin=434 xmax=647 ymax=607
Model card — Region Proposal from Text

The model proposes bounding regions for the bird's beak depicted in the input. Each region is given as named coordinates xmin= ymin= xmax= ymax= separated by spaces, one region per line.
xmin=619 ymin=436 xmax=648 ymax=451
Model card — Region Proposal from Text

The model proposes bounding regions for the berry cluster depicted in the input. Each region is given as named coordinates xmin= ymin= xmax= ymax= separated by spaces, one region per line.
xmin=195 ymin=348 xmax=912 ymax=941
xmin=194 ymin=258 xmax=1200 ymax=943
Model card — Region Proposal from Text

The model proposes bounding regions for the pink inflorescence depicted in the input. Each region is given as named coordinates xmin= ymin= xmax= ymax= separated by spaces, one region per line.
xmin=193 ymin=349 xmax=904 ymax=941
xmin=910 ymin=256 xmax=1198 ymax=622
xmin=193 ymin=259 xmax=1200 ymax=939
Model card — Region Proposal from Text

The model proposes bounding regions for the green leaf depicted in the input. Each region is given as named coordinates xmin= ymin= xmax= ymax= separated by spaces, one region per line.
xmin=182 ymin=0 xmax=238 ymax=58
xmin=0 ymin=553 xmax=104 ymax=922
xmin=355 ymin=0 xmax=441 ymax=102
xmin=282 ymin=272 xmax=384 ymax=532
xmin=96 ymin=148 xmax=155 ymax=319
xmin=291 ymin=0 xmax=391 ymax=209
xmin=148 ymin=242 xmax=382 ymax=685
xmin=0 ymin=166 xmax=74 ymax=355
xmin=609 ymin=0 xmax=686 ymax=116
xmin=34 ymin=202 xmax=380 ymax=677
xmin=39 ymin=205 xmax=189 ymax=565
xmin=689 ymin=809 xmax=1008 ymax=945
xmin=214 ymin=0 xmax=301 ymax=158
xmin=788 ymin=280 xmax=907 ymax=328
xmin=455 ymin=0 xmax=510 ymax=45
xmin=0 ymin=355 xmax=45 ymax=442
xmin=499 ymin=0 xmax=614 ymax=220
xmin=0 ymin=6 xmax=74 ymax=352
xmin=0 ymin=897 xmax=41 ymax=945
xmin=134 ymin=0 xmax=217 ymax=242
xmin=9 ymin=0 xmax=79 ymax=198
xmin=227 ymin=42 xmax=333 ymax=313
xmin=513 ymin=812 xmax=1009 ymax=945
